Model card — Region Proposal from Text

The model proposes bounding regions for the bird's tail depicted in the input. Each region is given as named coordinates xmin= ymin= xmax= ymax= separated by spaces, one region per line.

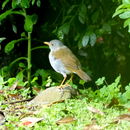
xmin=76 ymin=69 xmax=91 ymax=82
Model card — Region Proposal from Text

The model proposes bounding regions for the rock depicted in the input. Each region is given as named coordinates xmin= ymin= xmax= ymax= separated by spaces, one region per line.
xmin=28 ymin=85 xmax=77 ymax=106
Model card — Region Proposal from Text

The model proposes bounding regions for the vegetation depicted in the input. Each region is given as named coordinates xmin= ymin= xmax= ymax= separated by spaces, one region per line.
xmin=0 ymin=0 xmax=130 ymax=129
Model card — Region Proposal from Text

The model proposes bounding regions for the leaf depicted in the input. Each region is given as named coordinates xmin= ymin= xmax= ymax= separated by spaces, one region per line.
xmin=122 ymin=0 xmax=130 ymax=4
xmin=0 ymin=37 xmax=6 ymax=43
xmin=16 ymin=71 xmax=24 ymax=82
xmin=24 ymin=14 xmax=38 ymax=32
xmin=84 ymin=124 xmax=103 ymax=130
xmin=12 ymin=24 xmax=17 ymax=33
xmin=59 ymin=23 xmax=70 ymax=35
xmin=56 ymin=116 xmax=76 ymax=125
xmin=124 ymin=18 xmax=130 ymax=27
xmin=2 ymin=0 xmax=10 ymax=10
xmin=4 ymin=38 xmax=25 ymax=53
xmin=90 ymin=33 xmax=96 ymax=46
xmin=119 ymin=11 xmax=130 ymax=19
xmin=112 ymin=9 xmax=126 ymax=18
xmin=0 ymin=9 xmax=13 ymax=21
xmin=21 ymin=0 xmax=30 ymax=8
xmin=12 ymin=0 xmax=21 ymax=8
xmin=78 ymin=4 xmax=87 ymax=24
xmin=87 ymin=106 xmax=104 ymax=115
xmin=95 ymin=77 xmax=105 ymax=86
xmin=82 ymin=34 xmax=89 ymax=47
xmin=36 ymin=0 xmax=41 ymax=7
xmin=20 ymin=117 xmax=44 ymax=127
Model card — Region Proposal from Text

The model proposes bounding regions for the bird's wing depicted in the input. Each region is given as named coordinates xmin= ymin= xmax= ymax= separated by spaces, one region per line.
xmin=52 ymin=46 xmax=81 ymax=72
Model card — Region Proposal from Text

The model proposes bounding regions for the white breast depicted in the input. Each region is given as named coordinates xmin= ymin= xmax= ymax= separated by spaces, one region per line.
xmin=49 ymin=52 xmax=71 ymax=77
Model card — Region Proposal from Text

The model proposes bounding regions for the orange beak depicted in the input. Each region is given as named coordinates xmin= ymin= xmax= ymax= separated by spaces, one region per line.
xmin=44 ymin=42 xmax=50 ymax=46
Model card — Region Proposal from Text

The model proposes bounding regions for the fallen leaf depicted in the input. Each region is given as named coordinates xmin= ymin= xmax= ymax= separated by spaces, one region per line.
xmin=87 ymin=106 xmax=104 ymax=115
xmin=20 ymin=117 xmax=44 ymax=127
xmin=107 ymin=98 xmax=119 ymax=107
xmin=116 ymin=114 xmax=130 ymax=121
xmin=0 ymin=111 xmax=6 ymax=125
xmin=56 ymin=116 xmax=76 ymax=125
xmin=84 ymin=124 xmax=103 ymax=130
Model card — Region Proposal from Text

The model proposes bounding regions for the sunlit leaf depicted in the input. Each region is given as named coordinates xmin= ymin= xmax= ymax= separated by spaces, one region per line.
xmin=95 ymin=77 xmax=105 ymax=86
xmin=119 ymin=11 xmax=130 ymax=19
xmin=124 ymin=18 xmax=130 ymax=28
xmin=16 ymin=71 xmax=24 ymax=82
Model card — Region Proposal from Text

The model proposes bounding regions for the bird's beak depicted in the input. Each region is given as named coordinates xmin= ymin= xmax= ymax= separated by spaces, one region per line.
xmin=44 ymin=42 xmax=50 ymax=46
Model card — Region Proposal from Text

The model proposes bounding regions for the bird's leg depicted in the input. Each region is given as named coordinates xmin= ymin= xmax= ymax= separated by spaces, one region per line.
xmin=57 ymin=75 xmax=67 ymax=88
xmin=66 ymin=74 xmax=73 ymax=85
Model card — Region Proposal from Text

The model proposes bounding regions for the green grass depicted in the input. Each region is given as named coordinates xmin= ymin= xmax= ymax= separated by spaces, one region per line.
xmin=0 ymin=90 xmax=129 ymax=130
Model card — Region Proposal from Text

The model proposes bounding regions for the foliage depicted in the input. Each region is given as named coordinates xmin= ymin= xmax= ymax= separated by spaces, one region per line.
xmin=0 ymin=77 xmax=130 ymax=129
xmin=113 ymin=0 xmax=130 ymax=33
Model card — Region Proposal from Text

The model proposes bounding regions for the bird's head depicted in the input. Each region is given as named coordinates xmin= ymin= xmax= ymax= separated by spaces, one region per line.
xmin=44 ymin=39 xmax=64 ymax=51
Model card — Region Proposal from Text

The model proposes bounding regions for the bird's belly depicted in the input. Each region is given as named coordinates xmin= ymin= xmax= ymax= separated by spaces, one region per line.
xmin=49 ymin=54 xmax=70 ymax=75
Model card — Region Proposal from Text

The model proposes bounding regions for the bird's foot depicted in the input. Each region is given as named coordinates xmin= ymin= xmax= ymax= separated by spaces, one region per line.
xmin=56 ymin=83 xmax=71 ymax=89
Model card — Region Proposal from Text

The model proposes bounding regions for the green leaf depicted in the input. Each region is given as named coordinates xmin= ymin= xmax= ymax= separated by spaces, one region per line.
xmin=95 ymin=77 xmax=105 ymax=86
xmin=0 ymin=9 xmax=13 ymax=21
xmin=78 ymin=4 xmax=87 ymax=24
xmin=112 ymin=9 xmax=126 ymax=18
xmin=89 ymin=33 xmax=96 ymax=46
xmin=2 ymin=0 xmax=10 ymax=10
xmin=37 ymin=0 xmax=41 ymax=7
xmin=124 ymin=18 xmax=130 ymax=27
xmin=16 ymin=71 xmax=24 ymax=82
xmin=12 ymin=0 xmax=21 ymax=8
xmin=122 ymin=0 xmax=130 ymax=4
xmin=82 ymin=34 xmax=89 ymax=47
xmin=119 ymin=11 xmax=130 ymax=19
xmin=59 ymin=23 xmax=70 ymax=35
xmin=24 ymin=14 xmax=38 ymax=32
xmin=5 ymin=38 xmax=25 ymax=53
xmin=32 ymin=0 xmax=36 ymax=5
xmin=0 ymin=37 xmax=6 ymax=43
xmin=128 ymin=24 xmax=130 ymax=32
xmin=21 ymin=0 xmax=30 ymax=8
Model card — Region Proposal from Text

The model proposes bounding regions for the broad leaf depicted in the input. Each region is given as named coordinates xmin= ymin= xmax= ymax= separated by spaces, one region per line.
xmin=82 ymin=34 xmax=89 ymax=47
xmin=78 ymin=4 xmax=87 ymax=24
xmin=12 ymin=0 xmax=21 ymax=8
xmin=90 ymin=33 xmax=96 ymax=46
xmin=59 ymin=23 xmax=70 ymax=35
xmin=124 ymin=18 xmax=130 ymax=27
xmin=5 ymin=38 xmax=25 ymax=53
xmin=0 ymin=9 xmax=13 ymax=21
xmin=122 ymin=0 xmax=130 ymax=4
xmin=24 ymin=14 xmax=38 ymax=32
xmin=119 ymin=11 xmax=130 ymax=19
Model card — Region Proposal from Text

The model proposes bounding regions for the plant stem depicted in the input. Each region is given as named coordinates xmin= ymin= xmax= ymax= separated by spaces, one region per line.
xmin=27 ymin=32 xmax=32 ymax=93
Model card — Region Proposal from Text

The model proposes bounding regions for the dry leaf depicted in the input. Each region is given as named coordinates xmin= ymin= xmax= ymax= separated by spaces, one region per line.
xmin=0 ymin=111 xmax=6 ymax=125
xmin=20 ymin=117 xmax=44 ymax=127
xmin=56 ymin=116 xmax=76 ymax=125
xmin=116 ymin=114 xmax=130 ymax=121
xmin=87 ymin=106 xmax=104 ymax=115
xmin=84 ymin=124 xmax=103 ymax=130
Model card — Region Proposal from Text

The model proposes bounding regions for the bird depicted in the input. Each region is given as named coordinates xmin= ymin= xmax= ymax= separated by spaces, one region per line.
xmin=44 ymin=39 xmax=91 ymax=86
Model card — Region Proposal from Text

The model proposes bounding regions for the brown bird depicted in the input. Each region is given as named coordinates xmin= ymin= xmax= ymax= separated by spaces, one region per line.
xmin=44 ymin=40 xmax=91 ymax=86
